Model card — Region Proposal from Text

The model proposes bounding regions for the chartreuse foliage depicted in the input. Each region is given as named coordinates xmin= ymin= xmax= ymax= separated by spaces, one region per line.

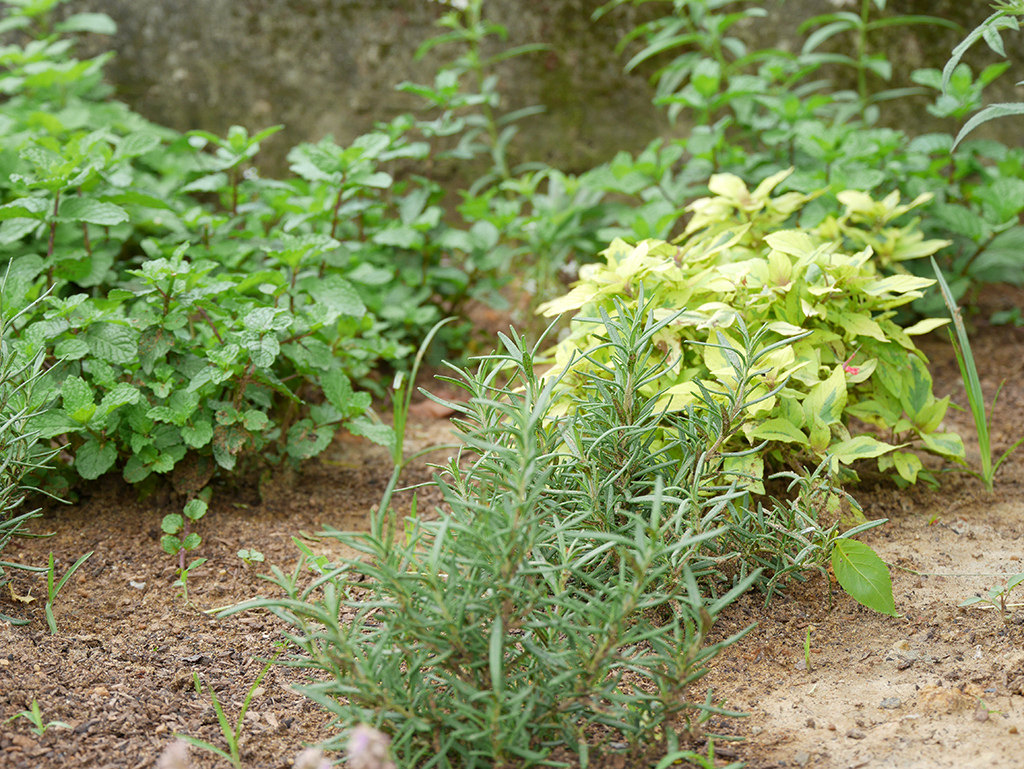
xmin=539 ymin=170 xmax=965 ymax=487
xmin=222 ymin=300 xmax=893 ymax=767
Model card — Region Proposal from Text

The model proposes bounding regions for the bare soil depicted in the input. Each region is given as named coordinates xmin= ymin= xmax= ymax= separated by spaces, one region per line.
xmin=2 ymin=288 xmax=1023 ymax=769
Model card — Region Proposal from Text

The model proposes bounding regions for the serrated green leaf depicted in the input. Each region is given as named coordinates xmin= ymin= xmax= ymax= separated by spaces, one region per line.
xmin=54 ymin=337 xmax=90 ymax=360
xmin=62 ymin=375 xmax=96 ymax=424
xmin=347 ymin=416 xmax=396 ymax=453
xmin=162 ymin=514 xmax=184 ymax=535
xmin=286 ymin=420 xmax=334 ymax=460
xmin=321 ymin=370 xmax=371 ymax=418
xmin=184 ymin=499 xmax=208 ymax=521
xmin=241 ymin=410 xmax=270 ymax=431
xmin=58 ymin=198 xmax=129 ymax=226
xmin=75 ymin=439 xmax=117 ymax=480
xmin=181 ymin=532 xmax=202 ymax=551
xmin=245 ymin=333 xmax=280 ymax=368
xmin=832 ymin=539 xmax=896 ymax=616
xmin=161 ymin=534 xmax=182 ymax=555
xmin=84 ymin=323 xmax=138 ymax=365
xmin=181 ymin=420 xmax=214 ymax=449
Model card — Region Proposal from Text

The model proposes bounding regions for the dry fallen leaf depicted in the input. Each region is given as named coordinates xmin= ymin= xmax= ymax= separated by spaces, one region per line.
xmin=8 ymin=583 xmax=35 ymax=604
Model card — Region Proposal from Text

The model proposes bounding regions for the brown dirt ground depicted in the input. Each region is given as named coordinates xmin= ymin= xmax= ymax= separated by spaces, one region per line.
xmin=2 ymin=287 xmax=1023 ymax=769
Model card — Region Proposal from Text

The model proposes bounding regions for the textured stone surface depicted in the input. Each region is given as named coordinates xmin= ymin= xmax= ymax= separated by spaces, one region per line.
xmin=64 ymin=0 xmax=1024 ymax=175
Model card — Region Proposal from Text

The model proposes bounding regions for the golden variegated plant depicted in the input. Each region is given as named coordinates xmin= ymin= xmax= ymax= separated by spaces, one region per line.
xmin=538 ymin=170 xmax=964 ymax=487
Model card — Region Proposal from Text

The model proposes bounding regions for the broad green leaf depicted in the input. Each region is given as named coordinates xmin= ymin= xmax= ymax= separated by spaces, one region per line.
xmin=75 ymin=439 xmax=117 ymax=480
xmin=862 ymin=274 xmax=934 ymax=297
xmin=58 ymin=198 xmax=129 ymax=226
xmin=832 ymin=539 xmax=896 ymax=616
xmin=804 ymin=365 xmax=847 ymax=427
xmin=62 ymin=375 xmax=96 ymax=424
xmin=764 ymin=229 xmax=815 ymax=256
xmin=321 ymin=370 xmax=371 ymax=418
xmin=242 ymin=410 xmax=270 ymax=431
xmin=900 ymin=355 xmax=933 ymax=418
xmin=245 ymin=333 xmax=280 ymax=368
xmin=54 ymin=337 xmax=90 ymax=360
xmin=286 ymin=420 xmax=334 ymax=460
xmin=182 ymin=420 xmax=214 ymax=449
xmin=903 ymin=318 xmax=949 ymax=336
xmin=919 ymin=430 xmax=965 ymax=459
xmin=348 ymin=416 xmax=396 ymax=453
xmin=56 ymin=12 xmax=117 ymax=34
xmin=306 ymin=275 xmax=366 ymax=319
xmin=893 ymin=451 xmax=923 ymax=483
xmin=838 ymin=311 xmax=886 ymax=342
xmin=184 ymin=499 xmax=208 ymax=521
xmin=84 ymin=323 xmax=138 ymax=365
xmin=96 ymin=382 xmax=141 ymax=420
xmin=830 ymin=435 xmax=895 ymax=464
xmin=29 ymin=410 xmax=79 ymax=439
xmin=161 ymin=514 xmax=184 ymax=535
xmin=748 ymin=418 xmax=806 ymax=444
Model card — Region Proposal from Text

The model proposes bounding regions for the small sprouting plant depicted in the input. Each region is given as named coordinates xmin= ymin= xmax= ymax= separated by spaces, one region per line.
xmin=43 ymin=550 xmax=93 ymax=634
xmin=931 ymin=257 xmax=1024 ymax=492
xmin=960 ymin=573 xmax=1024 ymax=623
xmin=175 ymin=655 xmax=278 ymax=769
xmin=162 ymin=495 xmax=210 ymax=604
xmin=236 ymin=548 xmax=264 ymax=567
xmin=6 ymin=699 xmax=70 ymax=736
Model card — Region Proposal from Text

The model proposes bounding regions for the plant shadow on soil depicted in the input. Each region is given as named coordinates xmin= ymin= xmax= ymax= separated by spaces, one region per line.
xmin=2 ymin=287 xmax=1024 ymax=769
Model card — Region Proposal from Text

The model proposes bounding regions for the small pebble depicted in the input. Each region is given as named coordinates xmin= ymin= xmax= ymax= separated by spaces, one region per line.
xmin=805 ymin=718 xmax=816 ymax=729
xmin=880 ymin=697 xmax=901 ymax=709
xmin=847 ymin=729 xmax=867 ymax=740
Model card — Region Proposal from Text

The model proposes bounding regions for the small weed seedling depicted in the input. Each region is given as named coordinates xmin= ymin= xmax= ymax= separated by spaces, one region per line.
xmin=804 ymin=628 xmax=813 ymax=672
xmin=960 ymin=573 xmax=1024 ymax=623
xmin=162 ymin=495 xmax=210 ymax=605
xmin=175 ymin=654 xmax=278 ymax=768
xmin=931 ymin=258 xmax=1024 ymax=492
xmin=236 ymin=548 xmax=264 ymax=568
xmin=44 ymin=551 xmax=93 ymax=634
xmin=6 ymin=699 xmax=69 ymax=736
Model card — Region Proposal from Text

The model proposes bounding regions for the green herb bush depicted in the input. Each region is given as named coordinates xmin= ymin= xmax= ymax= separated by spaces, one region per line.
xmin=223 ymin=300 xmax=894 ymax=767
xmin=539 ymin=170 xmax=964 ymax=486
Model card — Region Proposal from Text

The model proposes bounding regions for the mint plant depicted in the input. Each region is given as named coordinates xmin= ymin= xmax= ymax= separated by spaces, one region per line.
xmin=162 ymin=496 xmax=210 ymax=605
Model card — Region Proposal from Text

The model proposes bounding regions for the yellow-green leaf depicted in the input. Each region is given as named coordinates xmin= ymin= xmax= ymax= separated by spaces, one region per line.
xmin=830 ymin=435 xmax=896 ymax=464
xmin=748 ymin=418 xmax=806 ymax=444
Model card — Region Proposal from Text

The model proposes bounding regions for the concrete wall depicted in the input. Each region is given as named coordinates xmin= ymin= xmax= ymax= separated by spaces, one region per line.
xmin=65 ymin=1 xmax=1024 ymax=176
